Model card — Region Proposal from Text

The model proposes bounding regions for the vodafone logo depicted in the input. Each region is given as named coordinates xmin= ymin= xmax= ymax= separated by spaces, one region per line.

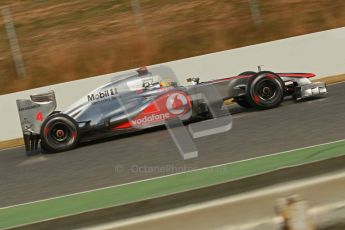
xmin=114 ymin=91 xmax=192 ymax=130
xmin=132 ymin=113 xmax=170 ymax=126
xmin=166 ymin=93 xmax=189 ymax=115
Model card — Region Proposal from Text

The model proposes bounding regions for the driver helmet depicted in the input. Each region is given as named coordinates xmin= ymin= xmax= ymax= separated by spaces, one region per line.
xmin=160 ymin=79 xmax=177 ymax=87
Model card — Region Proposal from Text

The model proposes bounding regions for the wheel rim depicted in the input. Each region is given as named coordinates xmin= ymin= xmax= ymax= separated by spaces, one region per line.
xmin=50 ymin=122 xmax=71 ymax=142
xmin=255 ymin=80 xmax=278 ymax=101
xmin=45 ymin=120 xmax=77 ymax=147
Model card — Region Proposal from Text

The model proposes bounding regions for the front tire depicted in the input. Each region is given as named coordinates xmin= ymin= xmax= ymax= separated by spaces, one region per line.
xmin=40 ymin=113 xmax=79 ymax=153
xmin=246 ymin=71 xmax=284 ymax=110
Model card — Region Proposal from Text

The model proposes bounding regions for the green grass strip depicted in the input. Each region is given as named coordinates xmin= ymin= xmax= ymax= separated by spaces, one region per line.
xmin=1 ymin=140 xmax=345 ymax=229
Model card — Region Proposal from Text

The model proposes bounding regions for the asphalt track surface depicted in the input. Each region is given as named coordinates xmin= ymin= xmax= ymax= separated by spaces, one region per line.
xmin=0 ymin=82 xmax=345 ymax=208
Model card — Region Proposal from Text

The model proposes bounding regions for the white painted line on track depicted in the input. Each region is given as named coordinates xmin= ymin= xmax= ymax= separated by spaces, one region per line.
xmin=1 ymin=138 xmax=344 ymax=211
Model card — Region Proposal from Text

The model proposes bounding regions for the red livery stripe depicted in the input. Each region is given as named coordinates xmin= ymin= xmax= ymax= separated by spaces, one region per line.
xmin=278 ymin=73 xmax=315 ymax=78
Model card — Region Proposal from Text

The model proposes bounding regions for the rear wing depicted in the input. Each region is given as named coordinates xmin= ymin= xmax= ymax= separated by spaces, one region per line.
xmin=16 ymin=91 xmax=57 ymax=154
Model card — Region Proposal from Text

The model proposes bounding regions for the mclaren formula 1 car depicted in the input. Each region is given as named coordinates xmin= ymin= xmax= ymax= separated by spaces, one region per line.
xmin=16 ymin=67 xmax=327 ymax=154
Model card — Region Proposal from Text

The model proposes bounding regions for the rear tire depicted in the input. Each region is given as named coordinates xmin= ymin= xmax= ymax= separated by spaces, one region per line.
xmin=246 ymin=71 xmax=284 ymax=110
xmin=40 ymin=113 xmax=79 ymax=153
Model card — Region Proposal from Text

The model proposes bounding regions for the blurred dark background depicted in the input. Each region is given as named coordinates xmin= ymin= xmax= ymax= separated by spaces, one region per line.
xmin=1 ymin=0 xmax=345 ymax=94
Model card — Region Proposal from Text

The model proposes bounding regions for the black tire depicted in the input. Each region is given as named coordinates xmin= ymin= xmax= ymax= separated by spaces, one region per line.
xmin=234 ymin=96 xmax=253 ymax=108
xmin=40 ymin=113 xmax=79 ymax=153
xmin=246 ymin=71 xmax=284 ymax=110
xmin=238 ymin=71 xmax=256 ymax=76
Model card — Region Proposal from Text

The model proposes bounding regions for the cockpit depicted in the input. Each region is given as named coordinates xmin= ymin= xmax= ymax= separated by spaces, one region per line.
xmin=126 ymin=67 xmax=178 ymax=92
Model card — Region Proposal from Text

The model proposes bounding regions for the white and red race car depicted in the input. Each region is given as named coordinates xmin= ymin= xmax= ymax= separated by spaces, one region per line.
xmin=16 ymin=67 xmax=327 ymax=154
